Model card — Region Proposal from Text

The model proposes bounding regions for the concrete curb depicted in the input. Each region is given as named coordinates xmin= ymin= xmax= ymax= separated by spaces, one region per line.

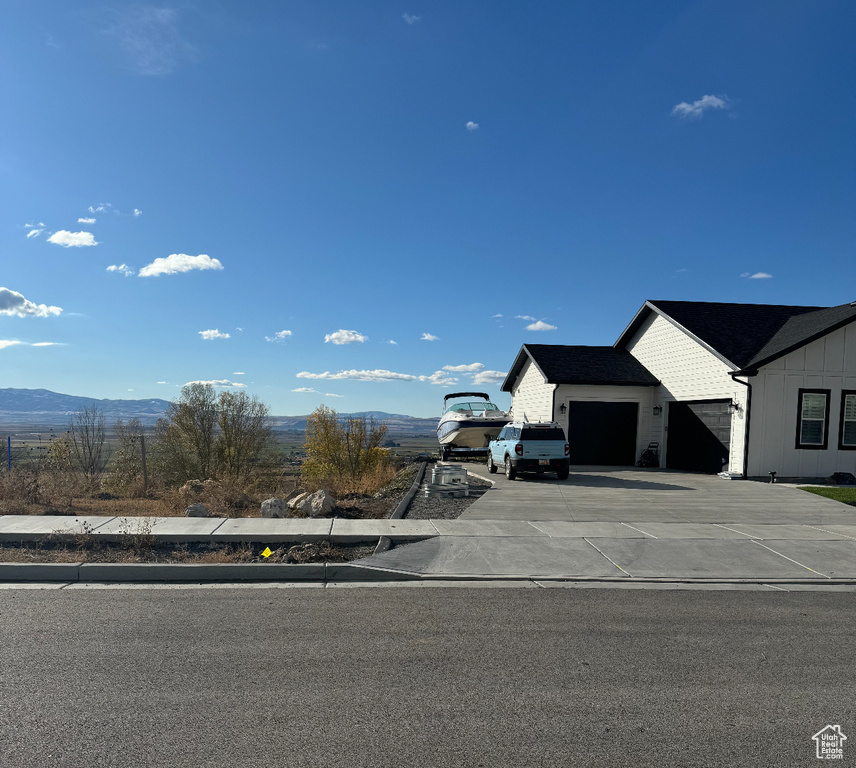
xmin=0 ymin=561 xmax=419 ymax=583
xmin=374 ymin=461 xmax=429 ymax=556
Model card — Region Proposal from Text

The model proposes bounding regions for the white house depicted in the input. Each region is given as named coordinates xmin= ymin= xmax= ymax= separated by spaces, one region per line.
xmin=501 ymin=299 xmax=856 ymax=478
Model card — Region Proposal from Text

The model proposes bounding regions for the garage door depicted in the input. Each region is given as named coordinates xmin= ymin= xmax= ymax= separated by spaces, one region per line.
xmin=567 ymin=402 xmax=638 ymax=465
xmin=666 ymin=400 xmax=730 ymax=474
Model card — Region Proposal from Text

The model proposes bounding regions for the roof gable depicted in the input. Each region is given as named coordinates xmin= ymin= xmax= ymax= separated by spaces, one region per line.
xmin=616 ymin=299 xmax=856 ymax=371
xmin=502 ymin=344 xmax=659 ymax=391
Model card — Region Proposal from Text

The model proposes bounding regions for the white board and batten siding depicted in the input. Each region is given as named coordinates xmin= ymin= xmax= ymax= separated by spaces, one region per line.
xmin=510 ymin=358 xmax=554 ymax=422
xmin=748 ymin=324 xmax=856 ymax=477
xmin=625 ymin=313 xmax=748 ymax=473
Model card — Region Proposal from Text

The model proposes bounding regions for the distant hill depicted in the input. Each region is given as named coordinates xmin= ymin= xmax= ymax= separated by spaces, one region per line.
xmin=0 ymin=389 xmax=437 ymax=435
xmin=0 ymin=388 xmax=171 ymax=426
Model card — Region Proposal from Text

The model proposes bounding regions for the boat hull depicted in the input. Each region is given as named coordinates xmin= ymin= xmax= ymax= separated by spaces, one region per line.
xmin=437 ymin=418 xmax=508 ymax=448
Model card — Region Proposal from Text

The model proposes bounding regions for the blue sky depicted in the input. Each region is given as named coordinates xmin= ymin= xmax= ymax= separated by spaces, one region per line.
xmin=2 ymin=1 xmax=854 ymax=418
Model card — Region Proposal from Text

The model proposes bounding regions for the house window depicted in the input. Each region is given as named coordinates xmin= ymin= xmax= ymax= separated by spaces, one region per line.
xmin=796 ymin=389 xmax=830 ymax=449
xmin=840 ymin=391 xmax=856 ymax=450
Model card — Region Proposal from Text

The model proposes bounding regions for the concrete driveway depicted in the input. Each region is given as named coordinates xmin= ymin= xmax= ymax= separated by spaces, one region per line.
xmin=358 ymin=465 xmax=856 ymax=582
xmin=462 ymin=464 xmax=856 ymax=525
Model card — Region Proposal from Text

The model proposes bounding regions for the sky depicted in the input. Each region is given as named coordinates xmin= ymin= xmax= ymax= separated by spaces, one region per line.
xmin=1 ymin=1 xmax=854 ymax=418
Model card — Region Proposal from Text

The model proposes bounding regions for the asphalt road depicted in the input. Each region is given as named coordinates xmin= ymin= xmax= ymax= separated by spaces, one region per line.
xmin=1 ymin=586 xmax=853 ymax=767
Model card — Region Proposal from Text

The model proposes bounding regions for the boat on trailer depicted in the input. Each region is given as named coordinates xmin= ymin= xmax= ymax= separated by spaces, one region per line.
xmin=437 ymin=392 xmax=510 ymax=460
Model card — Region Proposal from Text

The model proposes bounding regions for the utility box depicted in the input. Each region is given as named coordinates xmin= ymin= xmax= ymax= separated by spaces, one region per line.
xmin=425 ymin=465 xmax=469 ymax=498
xmin=431 ymin=466 xmax=467 ymax=486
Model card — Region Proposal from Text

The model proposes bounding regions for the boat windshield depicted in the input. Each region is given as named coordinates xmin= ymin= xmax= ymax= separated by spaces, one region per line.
xmin=447 ymin=402 xmax=501 ymax=413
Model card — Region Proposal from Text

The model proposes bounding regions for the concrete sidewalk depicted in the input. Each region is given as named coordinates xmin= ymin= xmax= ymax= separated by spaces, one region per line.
xmin=0 ymin=514 xmax=439 ymax=544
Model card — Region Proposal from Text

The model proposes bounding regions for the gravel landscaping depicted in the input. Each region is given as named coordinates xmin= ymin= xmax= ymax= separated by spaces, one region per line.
xmin=403 ymin=468 xmax=492 ymax=520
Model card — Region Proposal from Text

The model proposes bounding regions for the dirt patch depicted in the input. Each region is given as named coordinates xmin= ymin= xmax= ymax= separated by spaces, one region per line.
xmin=0 ymin=539 xmax=374 ymax=564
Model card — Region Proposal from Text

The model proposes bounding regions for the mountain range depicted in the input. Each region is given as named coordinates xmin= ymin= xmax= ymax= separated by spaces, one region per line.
xmin=0 ymin=389 xmax=436 ymax=435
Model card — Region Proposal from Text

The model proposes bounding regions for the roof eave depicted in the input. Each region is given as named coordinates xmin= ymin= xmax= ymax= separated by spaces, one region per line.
xmin=614 ymin=301 xmax=656 ymax=349
xmin=551 ymin=379 xmax=659 ymax=387
xmin=501 ymin=345 xmax=548 ymax=392
xmin=736 ymin=312 xmax=856 ymax=374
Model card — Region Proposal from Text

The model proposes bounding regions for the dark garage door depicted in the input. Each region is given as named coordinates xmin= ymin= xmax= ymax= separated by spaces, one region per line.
xmin=567 ymin=402 xmax=638 ymax=465
xmin=666 ymin=400 xmax=731 ymax=474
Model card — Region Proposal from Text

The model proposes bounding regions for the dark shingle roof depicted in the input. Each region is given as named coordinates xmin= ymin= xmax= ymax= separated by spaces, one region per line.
xmin=501 ymin=344 xmax=659 ymax=392
xmin=743 ymin=302 xmax=856 ymax=370
xmin=617 ymin=300 xmax=856 ymax=371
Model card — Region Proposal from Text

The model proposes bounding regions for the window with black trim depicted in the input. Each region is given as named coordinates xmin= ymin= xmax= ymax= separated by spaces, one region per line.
xmin=796 ymin=389 xmax=830 ymax=449
xmin=840 ymin=391 xmax=856 ymax=450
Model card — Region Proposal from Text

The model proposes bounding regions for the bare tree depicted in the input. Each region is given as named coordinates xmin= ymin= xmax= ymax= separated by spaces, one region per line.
xmin=165 ymin=383 xmax=218 ymax=479
xmin=68 ymin=406 xmax=109 ymax=482
xmin=216 ymin=390 xmax=272 ymax=480
xmin=109 ymin=418 xmax=147 ymax=494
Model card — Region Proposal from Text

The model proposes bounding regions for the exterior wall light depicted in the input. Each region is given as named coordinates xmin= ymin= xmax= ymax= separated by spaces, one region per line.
xmin=653 ymin=404 xmax=663 ymax=416
xmin=558 ymin=403 xmax=567 ymax=416
xmin=729 ymin=400 xmax=742 ymax=414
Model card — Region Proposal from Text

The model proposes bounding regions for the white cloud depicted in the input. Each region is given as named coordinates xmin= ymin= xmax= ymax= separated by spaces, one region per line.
xmin=157 ymin=381 xmax=168 ymax=384
xmin=324 ymin=329 xmax=367 ymax=345
xmin=89 ymin=204 xmax=111 ymax=213
xmin=297 ymin=368 xmax=458 ymax=385
xmin=515 ymin=315 xmax=536 ymax=321
xmin=443 ymin=363 xmax=485 ymax=372
xmin=298 ymin=369 xmax=418 ymax=382
xmin=388 ymin=340 xmax=398 ymax=345
xmin=427 ymin=370 xmax=457 ymax=386
xmin=26 ymin=228 xmax=43 ymax=238
xmin=0 ymin=287 xmax=62 ymax=317
xmin=292 ymin=387 xmax=318 ymax=393
xmin=492 ymin=313 xmax=503 ymax=318
xmin=265 ymin=330 xmax=293 ymax=343
xmin=47 ymin=230 xmax=98 ymax=247
xmin=107 ymin=264 xmax=134 ymax=277
xmin=466 ymin=121 xmax=479 ymax=131
xmin=473 ymin=369 xmax=507 ymax=385
xmin=199 ymin=329 xmax=230 ymax=340
xmin=233 ymin=371 xmax=245 ymax=375
xmin=139 ymin=253 xmax=223 ymax=277
xmin=402 ymin=13 xmax=421 ymax=24
xmin=78 ymin=217 xmax=96 ymax=224
xmin=0 ymin=340 xmax=60 ymax=349
xmin=133 ymin=209 xmax=142 ymax=216
xmin=671 ymin=94 xmax=729 ymax=120
xmin=185 ymin=379 xmax=246 ymax=388
xmin=527 ymin=320 xmax=557 ymax=331
xmin=421 ymin=332 xmax=439 ymax=341
xmin=741 ymin=272 xmax=773 ymax=279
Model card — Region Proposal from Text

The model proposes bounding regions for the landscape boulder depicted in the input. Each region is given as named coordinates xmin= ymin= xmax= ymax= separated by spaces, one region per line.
xmin=288 ymin=489 xmax=336 ymax=518
xmin=184 ymin=503 xmax=209 ymax=518
xmin=260 ymin=498 xmax=288 ymax=518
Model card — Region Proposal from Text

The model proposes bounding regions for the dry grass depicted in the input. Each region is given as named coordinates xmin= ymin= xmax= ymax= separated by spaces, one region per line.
xmin=0 ymin=540 xmax=373 ymax=564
